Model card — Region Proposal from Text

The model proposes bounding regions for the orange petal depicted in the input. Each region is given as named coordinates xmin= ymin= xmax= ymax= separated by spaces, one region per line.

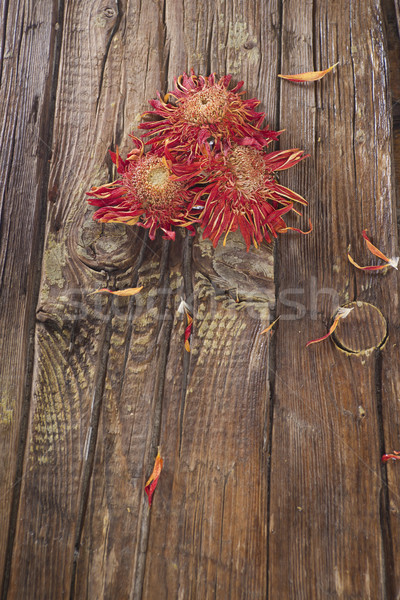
xmin=348 ymin=231 xmax=399 ymax=270
xmin=184 ymin=311 xmax=193 ymax=352
xmin=89 ymin=286 xmax=143 ymax=296
xmin=278 ymin=219 xmax=313 ymax=235
xmin=306 ymin=307 xmax=353 ymax=347
xmin=145 ymin=450 xmax=163 ymax=506
xmin=362 ymin=230 xmax=392 ymax=263
xmin=278 ymin=62 xmax=339 ymax=82
xmin=347 ymin=253 xmax=389 ymax=271
xmin=261 ymin=316 xmax=280 ymax=335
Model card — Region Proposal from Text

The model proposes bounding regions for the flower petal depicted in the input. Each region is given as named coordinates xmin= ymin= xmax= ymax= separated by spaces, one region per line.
xmin=348 ymin=231 xmax=399 ymax=271
xmin=362 ymin=230 xmax=392 ymax=263
xmin=145 ymin=450 xmax=163 ymax=506
xmin=184 ymin=310 xmax=193 ymax=352
xmin=347 ymin=253 xmax=389 ymax=271
xmin=278 ymin=62 xmax=339 ymax=82
xmin=261 ymin=316 xmax=280 ymax=335
xmin=306 ymin=307 xmax=353 ymax=347
xmin=89 ymin=286 xmax=143 ymax=296
xmin=382 ymin=451 xmax=400 ymax=463
xmin=277 ymin=219 xmax=313 ymax=234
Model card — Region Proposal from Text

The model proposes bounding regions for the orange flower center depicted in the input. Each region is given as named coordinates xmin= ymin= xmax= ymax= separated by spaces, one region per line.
xmin=227 ymin=146 xmax=266 ymax=196
xmin=125 ymin=156 xmax=182 ymax=210
xmin=182 ymin=86 xmax=228 ymax=125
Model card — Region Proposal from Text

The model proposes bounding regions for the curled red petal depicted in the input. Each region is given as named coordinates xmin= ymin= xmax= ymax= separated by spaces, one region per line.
xmin=277 ymin=219 xmax=313 ymax=235
xmin=382 ymin=452 xmax=400 ymax=463
xmin=184 ymin=310 xmax=193 ymax=352
xmin=145 ymin=451 xmax=163 ymax=506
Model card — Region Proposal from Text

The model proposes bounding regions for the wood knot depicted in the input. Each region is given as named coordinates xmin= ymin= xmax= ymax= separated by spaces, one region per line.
xmin=333 ymin=301 xmax=387 ymax=354
xmin=103 ymin=6 xmax=115 ymax=18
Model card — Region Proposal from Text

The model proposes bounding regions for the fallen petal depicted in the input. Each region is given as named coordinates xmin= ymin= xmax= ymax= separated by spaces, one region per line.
xmin=184 ymin=311 xmax=193 ymax=352
xmin=277 ymin=219 xmax=313 ymax=235
xmin=347 ymin=253 xmax=388 ymax=271
xmin=382 ymin=451 xmax=400 ymax=463
xmin=348 ymin=230 xmax=398 ymax=271
xmin=278 ymin=62 xmax=339 ymax=82
xmin=145 ymin=450 xmax=163 ymax=506
xmin=306 ymin=306 xmax=353 ymax=347
xmin=89 ymin=286 xmax=143 ymax=296
xmin=362 ymin=230 xmax=391 ymax=262
xmin=261 ymin=316 xmax=280 ymax=335
xmin=177 ymin=297 xmax=191 ymax=314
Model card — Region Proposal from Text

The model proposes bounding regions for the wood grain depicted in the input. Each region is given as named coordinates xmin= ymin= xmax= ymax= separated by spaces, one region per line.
xmin=5 ymin=1 xmax=148 ymax=597
xmin=1 ymin=0 xmax=400 ymax=598
xmin=379 ymin=1 xmax=400 ymax=595
xmin=0 ymin=0 xmax=62 ymax=594
xmin=69 ymin=2 xmax=281 ymax=599
xmin=269 ymin=0 xmax=398 ymax=597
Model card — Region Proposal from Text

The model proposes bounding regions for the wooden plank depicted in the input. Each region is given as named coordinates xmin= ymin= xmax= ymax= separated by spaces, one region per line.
xmin=269 ymin=0 xmax=396 ymax=597
xmin=73 ymin=1 xmax=281 ymax=598
xmin=5 ymin=1 xmax=149 ymax=597
xmin=138 ymin=2 xmax=281 ymax=597
xmin=68 ymin=1 xmax=179 ymax=598
xmin=0 ymin=0 xmax=61 ymax=593
xmin=378 ymin=0 xmax=400 ymax=595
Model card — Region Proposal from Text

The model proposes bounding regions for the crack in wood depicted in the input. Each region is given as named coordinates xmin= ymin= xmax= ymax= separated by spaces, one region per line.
xmin=382 ymin=0 xmax=400 ymax=236
xmin=115 ymin=231 xmax=150 ymax=402
xmin=69 ymin=232 xmax=151 ymax=598
xmin=0 ymin=118 xmax=17 ymax=292
xmin=96 ymin=0 xmax=122 ymax=113
xmin=131 ymin=240 xmax=174 ymax=600
xmin=265 ymin=2 xmax=283 ymax=597
xmin=178 ymin=232 xmax=193 ymax=457
xmin=0 ymin=0 xmax=10 ymax=86
xmin=69 ymin=292 xmax=115 ymax=600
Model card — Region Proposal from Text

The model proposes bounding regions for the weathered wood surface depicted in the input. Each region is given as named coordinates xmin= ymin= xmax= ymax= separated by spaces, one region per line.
xmin=1 ymin=1 xmax=400 ymax=598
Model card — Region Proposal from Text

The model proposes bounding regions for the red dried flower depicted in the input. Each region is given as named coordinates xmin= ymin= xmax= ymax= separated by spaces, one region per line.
xmin=172 ymin=144 xmax=308 ymax=250
xmin=140 ymin=71 xmax=280 ymax=160
xmin=86 ymin=137 xmax=195 ymax=241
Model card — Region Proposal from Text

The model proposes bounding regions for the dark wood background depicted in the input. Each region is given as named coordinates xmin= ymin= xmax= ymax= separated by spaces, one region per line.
xmin=2 ymin=0 xmax=400 ymax=598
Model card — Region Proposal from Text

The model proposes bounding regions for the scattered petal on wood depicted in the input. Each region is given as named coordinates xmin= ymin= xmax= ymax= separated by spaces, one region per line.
xmin=177 ymin=299 xmax=193 ymax=352
xmin=348 ymin=230 xmax=399 ymax=271
xmin=306 ymin=307 xmax=353 ymax=347
xmin=278 ymin=62 xmax=339 ymax=82
xmin=261 ymin=316 xmax=280 ymax=335
xmin=277 ymin=219 xmax=313 ymax=235
xmin=382 ymin=451 xmax=400 ymax=463
xmin=184 ymin=310 xmax=193 ymax=352
xmin=177 ymin=297 xmax=190 ymax=314
xmin=145 ymin=450 xmax=163 ymax=506
xmin=89 ymin=286 xmax=143 ymax=296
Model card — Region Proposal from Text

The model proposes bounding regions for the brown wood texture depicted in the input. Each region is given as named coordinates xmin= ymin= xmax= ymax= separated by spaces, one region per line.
xmin=1 ymin=1 xmax=400 ymax=599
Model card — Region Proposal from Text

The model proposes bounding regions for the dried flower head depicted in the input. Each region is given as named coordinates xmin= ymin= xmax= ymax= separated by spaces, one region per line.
xmin=172 ymin=144 xmax=308 ymax=250
xmin=140 ymin=71 xmax=280 ymax=160
xmin=86 ymin=137 xmax=194 ymax=240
